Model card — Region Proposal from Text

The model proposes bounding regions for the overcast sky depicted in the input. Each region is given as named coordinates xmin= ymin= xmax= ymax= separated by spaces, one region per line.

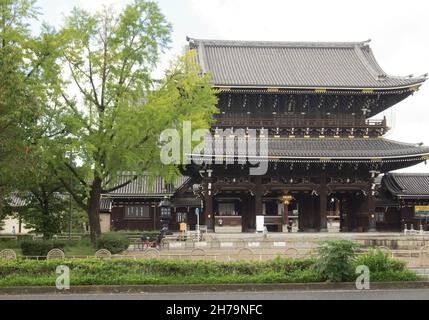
xmin=35 ymin=0 xmax=429 ymax=173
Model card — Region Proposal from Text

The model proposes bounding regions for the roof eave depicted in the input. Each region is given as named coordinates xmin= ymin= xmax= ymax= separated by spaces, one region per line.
xmin=189 ymin=154 xmax=429 ymax=162
xmin=213 ymin=81 xmax=426 ymax=92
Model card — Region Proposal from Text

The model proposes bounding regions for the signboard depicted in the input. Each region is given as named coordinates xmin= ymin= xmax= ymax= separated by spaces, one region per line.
xmin=256 ymin=215 xmax=265 ymax=233
xmin=415 ymin=206 xmax=429 ymax=217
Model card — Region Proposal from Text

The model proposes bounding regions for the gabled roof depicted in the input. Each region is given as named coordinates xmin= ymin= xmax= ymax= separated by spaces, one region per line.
xmin=104 ymin=174 xmax=191 ymax=198
xmin=383 ymin=173 xmax=429 ymax=199
xmin=189 ymin=38 xmax=427 ymax=90
xmin=190 ymin=137 xmax=429 ymax=161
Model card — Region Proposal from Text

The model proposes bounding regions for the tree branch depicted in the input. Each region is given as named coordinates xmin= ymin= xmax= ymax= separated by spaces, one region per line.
xmin=64 ymin=162 xmax=88 ymax=188
xmin=102 ymin=175 xmax=138 ymax=194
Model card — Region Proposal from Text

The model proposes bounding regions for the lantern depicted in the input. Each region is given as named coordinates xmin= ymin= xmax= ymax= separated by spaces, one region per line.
xmin=159 ymin=197 xmax=172 ymax=230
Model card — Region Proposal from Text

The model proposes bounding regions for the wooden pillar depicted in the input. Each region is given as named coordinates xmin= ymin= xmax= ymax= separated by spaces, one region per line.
xmin=254 ymin=176 xmax=263 ymax=217
xmin=283 ymin=203 xmax=289 ymax=225
xmin=319 ymin=173 xmax=328 ymax=232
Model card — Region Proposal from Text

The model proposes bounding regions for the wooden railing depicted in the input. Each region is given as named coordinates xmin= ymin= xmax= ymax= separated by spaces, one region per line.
xmin=214 ymin=115 xmax=386 ymax=129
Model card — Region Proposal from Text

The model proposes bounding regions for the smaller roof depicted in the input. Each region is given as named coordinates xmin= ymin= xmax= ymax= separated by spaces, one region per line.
xmin=105 ymin=174 xmax=191 ymax=198
xmin=191 ymin=137 xmax=429 ymax=161
xmin=7 ymin=195 xmax=28 ymax=208
xmin=383 ymin=173 xmax=429 ymax=199
xmin=189 ymin=38 xmax=427 ymax=90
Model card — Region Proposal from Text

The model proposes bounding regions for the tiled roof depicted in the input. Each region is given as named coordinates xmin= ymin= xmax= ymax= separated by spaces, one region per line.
xmin=100 ymin=198 xmax=112 ymax=213
xmin=190 ymin=137 xmax=429 ymax=161
xmin=189 ymin=38 xmax=427 ymax=90
xmin=7 ymin=195 xmax=28 ymax=207
xmin=105 ymin=174 xmax=191 ymax=198
xmin=383 ymin=173 xmax=429 ymax=199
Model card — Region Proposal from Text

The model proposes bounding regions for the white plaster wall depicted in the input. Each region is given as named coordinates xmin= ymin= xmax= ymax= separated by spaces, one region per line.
xmin=0 ymin=216 xmax=32 ymax=234
xmin=100 ymin=213 xmax=111 ymax=233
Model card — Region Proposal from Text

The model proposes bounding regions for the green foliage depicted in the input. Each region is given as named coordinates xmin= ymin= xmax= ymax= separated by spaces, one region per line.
xmin=370 ymin=270 xmax=419 ymax=282
xmin=354 ymin=249 xmax=407 ymax=273
xmin=20 ymin=241 xmax=65 ymax=256
xmin=315 ymin=240 xmax=359 ymax=282
xmin=36 ymin=0 xmax=219 ymax=245
xmin=96 ymin=234 xmax=130 ymax=254
xmin=0 ymin=257 xmax=417 ymax=287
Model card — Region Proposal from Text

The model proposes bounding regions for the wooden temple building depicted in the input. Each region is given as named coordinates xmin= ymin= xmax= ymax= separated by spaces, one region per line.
xmin=102 ymin=39 xmax=429 ymax=233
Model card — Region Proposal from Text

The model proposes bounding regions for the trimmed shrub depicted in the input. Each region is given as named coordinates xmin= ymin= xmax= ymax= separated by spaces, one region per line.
xmin=20 ymin=241 xmax=65 ymax=256
xmin=96 ymin=235 xmax=129 ymax=254
xmin=314 ymin=240 xmax=359 ymax=282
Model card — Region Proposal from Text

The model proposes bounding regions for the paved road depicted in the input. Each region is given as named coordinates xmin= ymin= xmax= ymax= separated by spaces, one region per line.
xmin=1 ymin=289 xmax=429 ymax=300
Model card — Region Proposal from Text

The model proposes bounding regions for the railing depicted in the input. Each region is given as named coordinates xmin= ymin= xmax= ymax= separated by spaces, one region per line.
xmin=4 ymin=245 xmax=429 ymax=267
xmin=214 ymin=115 xmax=386 ymax=129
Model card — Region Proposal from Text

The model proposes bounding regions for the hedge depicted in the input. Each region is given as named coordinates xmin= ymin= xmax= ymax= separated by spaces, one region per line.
xmin=20 ymin=241 xmax=65 ymax=256
xmin=96 ymin=235 xmax=130 ymax=254
xmin=0 ymin=256 xmax=419 ymax=287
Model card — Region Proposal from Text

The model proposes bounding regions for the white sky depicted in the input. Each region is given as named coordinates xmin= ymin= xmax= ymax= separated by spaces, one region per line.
xmin=35 ymin=0 xmax=429 ymax=172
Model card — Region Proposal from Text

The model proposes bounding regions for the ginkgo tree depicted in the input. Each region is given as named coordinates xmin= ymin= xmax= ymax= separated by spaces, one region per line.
xmin=49 ymin=0 xmax=218 ymax=245
xmin=0 ymin=0 xmax=64 ymax=222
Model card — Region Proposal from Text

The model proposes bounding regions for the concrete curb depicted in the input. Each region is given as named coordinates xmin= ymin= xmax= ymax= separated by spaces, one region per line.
xmin=1 ymin=282 xmax=429 ymax=295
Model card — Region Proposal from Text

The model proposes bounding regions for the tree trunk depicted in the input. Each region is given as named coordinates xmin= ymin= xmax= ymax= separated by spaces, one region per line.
xmin=42 ymin=201 xmax=52 ymax=240
xmin=88 ymin=177 xmax=102 ymax=246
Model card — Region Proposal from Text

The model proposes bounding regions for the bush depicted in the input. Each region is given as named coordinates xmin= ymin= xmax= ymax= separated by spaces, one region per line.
xmin=20 ymin=241 xmax=65 ymax=256
xmin=314 ymin=240 xmax=359 ymax=282
xmin=354 ymin=249 xmax=407 ymax=273
xmin=96 ymin=235 xmax=129 ymax=254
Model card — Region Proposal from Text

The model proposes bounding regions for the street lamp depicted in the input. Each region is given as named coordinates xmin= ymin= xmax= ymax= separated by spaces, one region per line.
xmin=159 ymin=197 xmax=172 ymax=231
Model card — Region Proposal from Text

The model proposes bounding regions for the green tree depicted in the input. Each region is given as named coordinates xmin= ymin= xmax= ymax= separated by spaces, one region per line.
xmin=0 ymin=0 xmax=37 ymax=198
xmin=0 ymin=0 xmax=63 ymax=210
xmin=7 ymin=149 xmax=77 ymax=239
xmin=50 ymin=0 xmax=218 ymax=245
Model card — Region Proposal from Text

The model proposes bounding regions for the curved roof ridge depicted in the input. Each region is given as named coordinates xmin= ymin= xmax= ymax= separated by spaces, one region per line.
xmin=354 ymin=45 xmax=386 ymax=81
xmin=382 ymin=137 xmax=427 ymax=147
xmin=189 ymin=37 xmax=370 ymax=48
xmin=359 ymin=44 xmax=428 ymax=83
